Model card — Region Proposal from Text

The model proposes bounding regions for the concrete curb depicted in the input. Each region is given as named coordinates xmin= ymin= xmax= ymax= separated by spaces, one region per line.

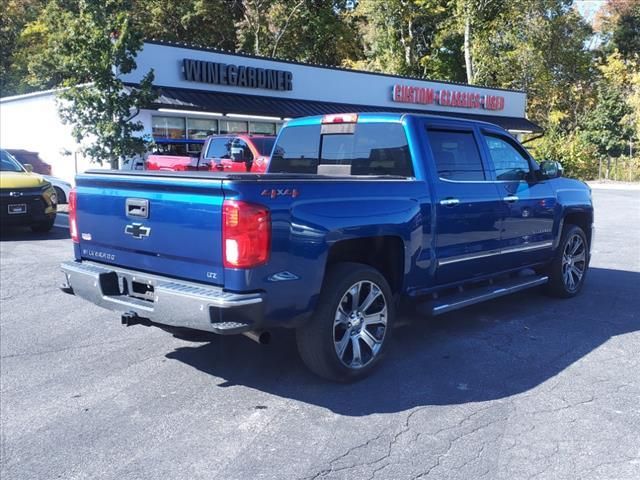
xmin=586 ymin=182 xmax=640 ymax=191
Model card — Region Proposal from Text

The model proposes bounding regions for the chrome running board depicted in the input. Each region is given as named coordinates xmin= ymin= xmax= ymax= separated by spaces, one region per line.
xmin=431 ymin=275 xmax=549 ymax=316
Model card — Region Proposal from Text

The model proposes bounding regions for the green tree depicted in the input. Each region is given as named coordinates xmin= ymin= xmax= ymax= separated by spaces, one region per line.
xmin=268 ymin=0 xmax=362 ymax=66
xmin=582 ymin=52 xmax=635 ymax=165
xmin=453 ymin=0 xmax=505 ymax=84
xmin=137 ymin=0 xmax=240 ymax=51
xmin=351 ymin=0 xmax=449 ymax=77
xmin=531 ymin=128 xmax=600 ymax=179
xmin=471 ymin=0 xmax=594 ymax=131
xmin=0 ymin=0 xmax=46 ymax=95
xmin=10 ymin=1 xmax=81 ymax=93
xmin=235 ymin=0 xmax=361 ymax=65
xmin=48 ymin=0 xmax=156 ymax=168
xmin=598 ymin=0 xmax=640 ymax=60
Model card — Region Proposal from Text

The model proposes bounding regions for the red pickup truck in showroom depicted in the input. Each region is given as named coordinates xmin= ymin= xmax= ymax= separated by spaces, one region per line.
xmin=145 ymin=135 xmax=275 ymax=173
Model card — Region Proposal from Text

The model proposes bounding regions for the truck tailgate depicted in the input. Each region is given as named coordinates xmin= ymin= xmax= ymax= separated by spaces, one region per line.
xmin=74 ymin=173 xmax=224 ymax=286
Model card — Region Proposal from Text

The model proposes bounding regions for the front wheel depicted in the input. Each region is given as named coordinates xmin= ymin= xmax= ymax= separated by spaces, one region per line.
xmin=296 ymin=263 xmax=394 ymax=382
xmin=546 ymin=225 xmax=589 ymax=298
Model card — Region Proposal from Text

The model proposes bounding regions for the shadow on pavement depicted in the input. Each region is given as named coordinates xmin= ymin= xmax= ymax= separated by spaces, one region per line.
xmin=166 ymin=267 xmax=639 ymax=416
xmin=0 ymin=224 xmax=70 ymax=242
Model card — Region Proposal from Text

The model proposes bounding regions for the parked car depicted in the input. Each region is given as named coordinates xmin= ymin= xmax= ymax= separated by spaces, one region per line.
xmin=145 ymin=135 xmax=275 ymax=173
xmin=197 ymin=135 xmax=276 ymax=173
xmin=145 ymin=139 xmax=205 ymax=171
xmin=1 ymin=149 xmax=57 ymax=232
xmin=60 ymin=113 xmax=593 ymax=382
xmin=42 ymin=175 xmax=72 ymax=204
xmin=5 ymin=149 xmax=52 ymax=176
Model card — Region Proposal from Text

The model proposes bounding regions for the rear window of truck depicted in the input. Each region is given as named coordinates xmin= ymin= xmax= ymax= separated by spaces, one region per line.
xmin=269 ymin=123 xmax=414 ymax=177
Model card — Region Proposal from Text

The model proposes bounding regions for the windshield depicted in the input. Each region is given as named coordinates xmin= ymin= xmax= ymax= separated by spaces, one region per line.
xmin=251 ymin=138 xmax=276 ymax=156
xmin=0 ymin=150 xmax=25 ymax=172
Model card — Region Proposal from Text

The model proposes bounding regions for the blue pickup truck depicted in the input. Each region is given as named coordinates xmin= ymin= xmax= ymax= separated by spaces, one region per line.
xmin=61 ymin=112 xmax=593 ymax=382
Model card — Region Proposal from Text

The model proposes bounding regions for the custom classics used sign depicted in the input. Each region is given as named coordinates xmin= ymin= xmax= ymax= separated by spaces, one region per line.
xmin=392 ymin=84 xmax=505 ymax=111
xmin=182 ymin=58 xmax=293 ymax=91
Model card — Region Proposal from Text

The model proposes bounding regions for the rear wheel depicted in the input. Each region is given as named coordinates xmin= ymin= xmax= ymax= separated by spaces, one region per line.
xmin=296 ymin=263 xmax=394 ymax=382
xmin=546 ymin=225 xmax=589 ymax=298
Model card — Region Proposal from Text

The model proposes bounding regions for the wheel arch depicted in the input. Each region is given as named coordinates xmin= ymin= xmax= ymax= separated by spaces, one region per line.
xmin=53 ymin=186 xmax=67 ymax=204
xmin=325 ymin=236 xmax=406 ymax=295
xmin=561 ymin=209 xmax=593 ymax=248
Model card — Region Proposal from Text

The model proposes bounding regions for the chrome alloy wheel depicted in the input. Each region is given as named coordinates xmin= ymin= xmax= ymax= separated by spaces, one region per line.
xmin=333 ymin=280 xmax=388 ymax=369
xmin=562 ymin=233 xmax=587 ymax=292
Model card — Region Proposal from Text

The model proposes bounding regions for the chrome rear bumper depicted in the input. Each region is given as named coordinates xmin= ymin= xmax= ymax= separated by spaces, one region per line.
xmin=60 ymin=261 xmax=263 ymax=334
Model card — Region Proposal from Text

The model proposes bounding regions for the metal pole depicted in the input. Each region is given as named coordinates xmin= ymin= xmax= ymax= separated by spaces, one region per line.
xmin=598 ymin=157 xmax=602 ymax=180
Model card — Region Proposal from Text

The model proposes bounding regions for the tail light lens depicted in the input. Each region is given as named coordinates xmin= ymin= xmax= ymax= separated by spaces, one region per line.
xmin=222 ymin=200 xmax=270 ymax=268
xmin=69 ymin=188 xmax=79 ymax=243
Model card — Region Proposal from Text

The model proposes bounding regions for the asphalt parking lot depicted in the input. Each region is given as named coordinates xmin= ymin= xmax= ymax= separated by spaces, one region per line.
xmin=1 ymin=187 xmax=639 ymax=480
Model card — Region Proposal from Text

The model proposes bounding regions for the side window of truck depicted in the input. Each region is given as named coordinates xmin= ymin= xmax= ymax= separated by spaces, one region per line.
xmin=269 ymin=126 xmax=321 ymax=173
xmin=426 ymin=129 xmax=485 ymax=181
xmin=320 ymin=123 xmax=414 ymax=177
xmin=206 ymin=138 xmax=232 ymax=159
xmin=482 ymin=135 xmax=532 ymax=181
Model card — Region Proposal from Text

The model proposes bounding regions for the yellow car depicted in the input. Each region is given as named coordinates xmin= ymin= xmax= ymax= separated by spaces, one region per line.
xmin=1 ymin=149 xmax=57 ymax=232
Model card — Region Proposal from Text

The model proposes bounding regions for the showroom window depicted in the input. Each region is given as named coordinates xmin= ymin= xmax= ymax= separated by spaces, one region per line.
xmin=220 ymin=120 xmax=249 ymax=134
xmin=187 ymin=118 xmax=218 ymax=140
xmin=249 ymin=122 xmax=277 ymax=135
xmin=152 ymin=116 xmax=186 ymax=139
xmin=153 ymin=115 xmax=282 ymax=139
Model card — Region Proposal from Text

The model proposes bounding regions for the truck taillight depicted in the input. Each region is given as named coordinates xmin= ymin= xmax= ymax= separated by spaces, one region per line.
xmin=222 ymin=200 xmax=270 ymax=268
xmin=69 ymin=188 xmax=79 ymax=243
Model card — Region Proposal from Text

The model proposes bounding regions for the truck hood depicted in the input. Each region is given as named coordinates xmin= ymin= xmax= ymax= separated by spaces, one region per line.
xmin=0 ymin=172 xmax=48 ymax=190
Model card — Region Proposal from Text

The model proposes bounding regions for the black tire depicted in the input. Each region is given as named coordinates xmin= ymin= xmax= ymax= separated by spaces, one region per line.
xmin=296 ymin=262 xmax=394 ymax=382
xmin=54 ymin=186 xmax=66 ymax=204
xmin=545 ymin=224 xmax=589 ymax=298
xmin=31 ymin=218 xmax=55 ymax=233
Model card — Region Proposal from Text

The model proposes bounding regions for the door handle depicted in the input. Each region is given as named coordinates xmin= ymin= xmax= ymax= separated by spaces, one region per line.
xmin=503 ymin=195 xmax=519 ymax=203
xmin=440 ymin=198 xmax=460 ymax=206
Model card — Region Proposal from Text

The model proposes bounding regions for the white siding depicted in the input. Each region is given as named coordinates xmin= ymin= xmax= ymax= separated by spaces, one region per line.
xmin=0 ymin=92 xmax=106 ymax=184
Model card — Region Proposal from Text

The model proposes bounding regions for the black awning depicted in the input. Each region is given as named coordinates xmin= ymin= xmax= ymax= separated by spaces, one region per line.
xmin=151 ymin=86 xmax=543 ymax=133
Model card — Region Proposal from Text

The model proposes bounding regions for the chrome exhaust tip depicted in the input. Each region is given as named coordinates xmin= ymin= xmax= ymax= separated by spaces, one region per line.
xmin=242 ymin=330 xmax=271 ymax=345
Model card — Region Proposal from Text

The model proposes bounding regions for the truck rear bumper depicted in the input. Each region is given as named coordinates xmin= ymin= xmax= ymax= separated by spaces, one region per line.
xmin=60 ymin=260 xmax=263 ymax=334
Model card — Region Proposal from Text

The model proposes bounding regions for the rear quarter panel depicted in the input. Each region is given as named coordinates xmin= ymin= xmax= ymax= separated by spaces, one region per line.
xmin=221 ymin=179 xmax=430 ymax=326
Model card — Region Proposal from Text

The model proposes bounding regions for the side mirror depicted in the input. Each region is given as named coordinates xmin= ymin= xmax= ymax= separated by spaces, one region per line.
xmin=540 ymin=160 xmax=562 ymax=179
xmin=230 ymin=147 xmax=245 ymax=163
xmin=23 ymin=163 xmax=34 ymax=173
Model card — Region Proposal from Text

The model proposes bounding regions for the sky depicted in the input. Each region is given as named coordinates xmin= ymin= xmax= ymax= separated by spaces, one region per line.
xmin=574 ymin=0 xmax=606 ymax=24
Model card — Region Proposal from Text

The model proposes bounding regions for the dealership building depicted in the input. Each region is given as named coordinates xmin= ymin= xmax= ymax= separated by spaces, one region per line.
xmin=0 ymin=40 xmax=541 ymax=184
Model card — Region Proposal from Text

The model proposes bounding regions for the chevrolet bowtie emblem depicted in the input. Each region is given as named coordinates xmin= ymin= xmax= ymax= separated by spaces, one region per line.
xmin=124 ymin=223 xmax=151 ymax=239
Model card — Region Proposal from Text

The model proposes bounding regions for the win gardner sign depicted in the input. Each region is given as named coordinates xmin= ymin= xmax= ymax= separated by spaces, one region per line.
xmin=182 ymin=58 xmax=293 ymax=91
